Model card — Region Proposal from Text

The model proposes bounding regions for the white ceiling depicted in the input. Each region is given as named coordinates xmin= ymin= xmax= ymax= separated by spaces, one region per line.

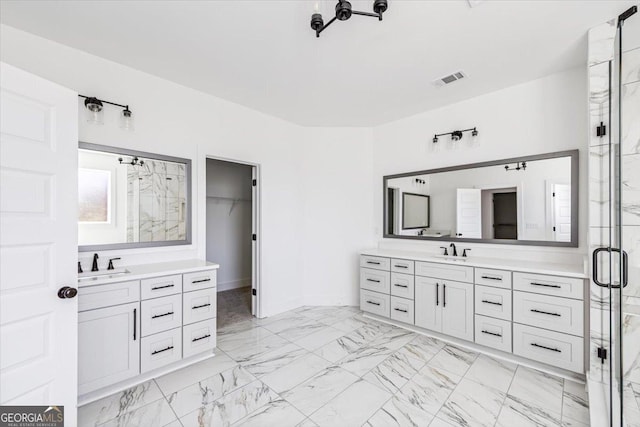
xmin=0 ymin=0 xmax=635 ymax=126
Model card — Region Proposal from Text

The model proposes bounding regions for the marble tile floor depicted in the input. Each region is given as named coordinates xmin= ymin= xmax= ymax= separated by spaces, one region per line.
xmin=78 ymin=306 xmax=590 ymax=427
xmin=217 ymin=286 xmax=253 ymax=329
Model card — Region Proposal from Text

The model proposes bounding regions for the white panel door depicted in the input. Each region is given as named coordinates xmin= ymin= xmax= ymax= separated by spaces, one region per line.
xmin=441 ymin=280 xmax=474 ymax=341
xmin=0 ymin=62 xmax=78 ymax=422
xmin=414 ymin=276 xmax=442 ymax=332
xmin=456 ymin=188 xmax=482 ymax=238
xmin=553 ymin=184 xmax=571 ymax=242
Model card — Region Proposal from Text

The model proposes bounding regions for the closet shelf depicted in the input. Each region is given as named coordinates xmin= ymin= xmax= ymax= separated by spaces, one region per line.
xmin=207 ymin=196 xmax=251 ymax=215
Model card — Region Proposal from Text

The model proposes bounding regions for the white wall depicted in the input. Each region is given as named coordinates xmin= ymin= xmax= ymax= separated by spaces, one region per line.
xmin=300 ymin=127 xmax=375 ymax=306
xmin=0 ymin=24 xmax=376 ymax=313
xmin=205 ymin=158 xmax=252 ymax=291
xmin=373 ymin=67 xmax=589 ymax=266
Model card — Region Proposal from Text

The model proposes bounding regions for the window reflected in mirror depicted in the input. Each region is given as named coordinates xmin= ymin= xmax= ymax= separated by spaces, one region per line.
xmin=78 ymin=143 xmax=191 ymax=250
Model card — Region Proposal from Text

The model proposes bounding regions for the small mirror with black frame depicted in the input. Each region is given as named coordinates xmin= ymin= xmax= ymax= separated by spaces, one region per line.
xmin=383 ymin=150 xmax=578 ymax=247
xmin=78 ymin=142 xmax=192 ymax=251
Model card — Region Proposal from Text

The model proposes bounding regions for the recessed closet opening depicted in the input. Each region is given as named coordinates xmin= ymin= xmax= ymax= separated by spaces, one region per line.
xmin=205 ymin=157 xmax=260 ymax=327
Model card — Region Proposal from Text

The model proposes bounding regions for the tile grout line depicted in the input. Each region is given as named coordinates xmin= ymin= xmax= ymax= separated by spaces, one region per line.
xmin=491 ymin=364 xmax=520 ymax=427
xmin=152 ymin=378 xmax=185 ymax=427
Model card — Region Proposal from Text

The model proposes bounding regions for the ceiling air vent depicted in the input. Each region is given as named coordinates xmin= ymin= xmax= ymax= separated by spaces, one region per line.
xmin=433 ymin=71 xmax=467 ymax=87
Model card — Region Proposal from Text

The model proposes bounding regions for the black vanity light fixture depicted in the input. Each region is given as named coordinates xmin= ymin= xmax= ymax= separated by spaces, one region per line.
xmin=79 ymin=94 xmax=134 ymax=130
xmin=505 ymin=161 xmax=526 ymax=172
xmin=310 ymin=0 xmax=388 ymax=38
xmin=118 ymin=156 xmax=144 ymax=167
xmin=432 ymin=127 xmax=478 ymax=144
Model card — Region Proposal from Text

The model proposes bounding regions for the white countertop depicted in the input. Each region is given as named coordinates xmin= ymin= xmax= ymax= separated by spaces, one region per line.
xmin=361 ymin=248 xmax=588 ymax=279
xmin=78 ymin=259 xmax=219 ymax=287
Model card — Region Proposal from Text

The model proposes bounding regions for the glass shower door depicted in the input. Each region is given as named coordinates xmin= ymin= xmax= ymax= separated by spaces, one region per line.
xmin=617 ymin=6 xmax=640 ymax=426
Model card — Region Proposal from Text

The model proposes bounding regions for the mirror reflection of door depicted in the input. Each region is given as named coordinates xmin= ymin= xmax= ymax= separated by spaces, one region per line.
xmin=456 ymin=189 xmax=482 ymax=238
xmin=493 ymin=192 xmax=518 ymax=239
xmin=552 ymin=183 xmax=571 ymax=242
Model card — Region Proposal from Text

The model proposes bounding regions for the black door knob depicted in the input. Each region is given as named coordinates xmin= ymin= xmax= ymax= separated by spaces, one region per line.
xmin=58 ymin=286 xmax=78 ymax=299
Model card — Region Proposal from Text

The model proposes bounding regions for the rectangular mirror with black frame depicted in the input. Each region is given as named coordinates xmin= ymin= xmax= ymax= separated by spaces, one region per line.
xmin=383 ymin=150 xmax=578 ymax=247
xmin=78 ymin=142 xmax=192 ymax=251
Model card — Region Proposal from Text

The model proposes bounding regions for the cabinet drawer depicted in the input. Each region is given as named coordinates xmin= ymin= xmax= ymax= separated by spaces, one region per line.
xmin=391 ymin=272 xmax=415 ymax=299
xmin=513 ymin=272 xmax=584 ymax=300
xmin=415 ymin=261 xmax=473 ymax=283
xmin=475 ymin=285 xmax=512 ymax=321
xmin=391 ymin=259 xmax=415 ymax=274
xmin=513 ymin=292 xmax=584 ymax=336
xmin=141 ymin=327 xmax=182 ymax=373
xmin=141 ymin=294 xmax=183 ymax=337
xmin=141 ymin=274 xmax=182 ymax=300
xmin=475 ymin=268 xmax=512 ymax=290
xmin=360 ymin=255 xmax=391 ymax=271
xmin=513 ymin=323 xmax=584 ymax=373
xmin=183 ymin=287 xmax=217 ymax=325
xmin=360 ymin=290 xmax=390 ymax=318
xmin=78 ymin=280 xmax=140 ymax=312
xmin=183 ymin=318 xmax=217 ymax=358
xmin=183 ymin=269 xmax=217 ymax=292
xmin=360 ymin=268 xmax=391 ymax=294
xmin=475 ymin=315 xmax=512 ymax=353
xmin=390 ymin=296 xmax=414 ymax=324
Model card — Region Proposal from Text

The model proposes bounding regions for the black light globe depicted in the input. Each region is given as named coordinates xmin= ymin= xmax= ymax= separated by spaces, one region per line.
xmin=335 ymin=1 xmax=352 ymax=21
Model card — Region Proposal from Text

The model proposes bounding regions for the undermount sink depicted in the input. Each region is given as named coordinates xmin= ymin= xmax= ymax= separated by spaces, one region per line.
xmin=429 ymin=255 xmax=468 ymax=262
xmin=78 ymin=268 xmax=130 ymax=282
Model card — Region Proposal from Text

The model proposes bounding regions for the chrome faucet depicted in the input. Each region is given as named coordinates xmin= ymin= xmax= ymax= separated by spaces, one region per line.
xmin=91 ymin=253 xmax=99 ymax=272
xmin=449 ymin=243 xmax=458 ymax=257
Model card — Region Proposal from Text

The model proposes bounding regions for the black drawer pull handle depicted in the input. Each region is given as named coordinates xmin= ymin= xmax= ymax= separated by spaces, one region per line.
xmin=192 ymin=334 xmax=211 ymax=342
xmin=481 ymin=330 xmax=502 ymax=337
xmin=151 ymin=311 xmax=174 ymax=319
xmin=436 ymin=283 xmax=439 ymax=306
xmin=151 ymin=284 xmax=175 ymax=290
xmin=192 ymin=303 xmax=211 ymax=310
xmin=192 ymin=278 xmax=212 ymax=284
xmin=395 ymin=265 xmax=408 ymax=269
xmin=481 ymin=276 xmax=502 ymax=281
xmin=366 ymin=300 xmax=381 ymax=306
xmin=530 ymin=309 xmax=561 ymax=317
xmin=366 ymin=261 xmax=381 ymax=265
xmin=530 ymin=282 xmax=561 ymax=289
xmin=151 ymin=345 xmax=174 ymax=355
xmin=367 ymin=278 xmax=381 ymax=283
xmin=443 ymin=284 xmax=446 ymax=308
xmin=531 ymin=343 xmax=561 ymax=353
xmin=481 ymin=300 xmax=503 ymax=306
xmin=133 ymin=308 xmax=137 ymax=341
xmin=394 ymin=284 xmax=408 ymax=288
xmin=394 ymin=308 xmax=408 ymax=313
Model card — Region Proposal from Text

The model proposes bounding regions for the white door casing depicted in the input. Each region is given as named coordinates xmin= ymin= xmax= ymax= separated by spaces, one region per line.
xmin=0 ymin=62 xmax=78 ymax=423
xmin=251 ymin=166 xmax=257 ymax=317
xmin=456 ymin=188 xmax=482 ymax=238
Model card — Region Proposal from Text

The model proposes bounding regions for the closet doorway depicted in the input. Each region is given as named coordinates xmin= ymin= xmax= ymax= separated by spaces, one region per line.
xmin=206 ymin=157 xmax=260 ymax=327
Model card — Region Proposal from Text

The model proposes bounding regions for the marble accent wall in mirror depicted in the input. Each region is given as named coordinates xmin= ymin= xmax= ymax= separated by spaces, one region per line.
xmin=383 ymin=150 xmax=578 ymax=247
xmin=78 ymin=142 xmax=191 ymax=251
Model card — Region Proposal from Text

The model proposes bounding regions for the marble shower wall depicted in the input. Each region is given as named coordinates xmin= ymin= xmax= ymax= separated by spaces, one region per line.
xmin=126 ymin=159 xmax=187 ymax=242
xmin=588 ymin=16 xmax=640 ymax=425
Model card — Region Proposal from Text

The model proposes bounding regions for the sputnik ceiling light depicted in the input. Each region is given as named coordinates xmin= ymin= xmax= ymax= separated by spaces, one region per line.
xmin=79 ymin=94 xmax=134 ymax=130
xmin=310 ymin=0 xmax=388 ymax=38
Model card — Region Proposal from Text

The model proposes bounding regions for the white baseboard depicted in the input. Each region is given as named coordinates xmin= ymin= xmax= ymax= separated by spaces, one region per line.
xmin=217 ymin=278 xmax=251 ymax=292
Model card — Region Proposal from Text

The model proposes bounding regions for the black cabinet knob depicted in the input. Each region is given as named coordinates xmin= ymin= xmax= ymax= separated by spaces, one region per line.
xmin=58 ymin=286 xmax=78 ymax=299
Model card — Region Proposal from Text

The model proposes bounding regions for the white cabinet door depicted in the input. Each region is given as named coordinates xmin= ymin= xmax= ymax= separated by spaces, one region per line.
xmin=78 ymin=302 xmax=140 ymax=395
xmin=441 ymin=280 xmax=474 ymax=341
xmin=414 ymin=276 xmax=442 ymax=332
xmin=0 ymin=62 xmax=78 ymax=419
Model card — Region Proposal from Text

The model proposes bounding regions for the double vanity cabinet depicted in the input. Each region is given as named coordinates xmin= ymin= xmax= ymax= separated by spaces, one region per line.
xmin=360 ymin=249 xmax=587 ymax=374
xmin=77 ymin=260 xmax=219 ymax=401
